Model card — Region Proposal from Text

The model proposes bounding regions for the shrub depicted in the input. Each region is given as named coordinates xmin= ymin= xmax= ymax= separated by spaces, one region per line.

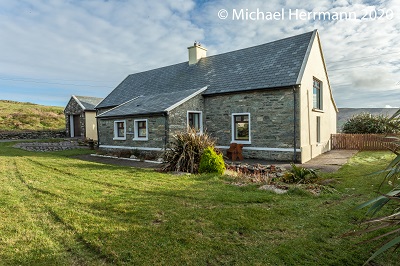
xmin=199 ymin=147 xmax=226 ymax=175
xmin=163 ymin=128 xmax=216 ymax=173
xmin=282 ymin=164 xmax=318 ymax=184
xmin=342 ymin=112 xmax=399 ymax=134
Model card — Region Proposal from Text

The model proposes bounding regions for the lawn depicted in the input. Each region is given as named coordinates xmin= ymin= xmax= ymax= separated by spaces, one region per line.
xmin=0 ymin=141 xmax=398 ymax=265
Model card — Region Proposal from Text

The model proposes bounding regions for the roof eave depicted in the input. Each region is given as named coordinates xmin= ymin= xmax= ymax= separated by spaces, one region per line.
xmin=97 ymin=111 xmax=167 ymax=119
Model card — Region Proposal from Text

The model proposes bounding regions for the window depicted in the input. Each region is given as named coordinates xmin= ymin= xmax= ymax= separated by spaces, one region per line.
xmin=313 ymin=78 xmax=322 ymax=110
xmin=316 ymin=116 xmax=321 ymax=143
xmin=187 ymin=111 xmax=203 ymax=133
xmin=134 ymin=119 xmax=148 ymax=140
xmin=113 ymin=120 xmax=126 ymax=140
xmin=232 ymin=113 xmax=251 ymax=144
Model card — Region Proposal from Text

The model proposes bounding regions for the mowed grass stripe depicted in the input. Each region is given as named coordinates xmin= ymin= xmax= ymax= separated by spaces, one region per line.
xmin=0 ymin=156 xmax=77 ymax=265
xmin=1 ymin=155 xmax=115 ymax=265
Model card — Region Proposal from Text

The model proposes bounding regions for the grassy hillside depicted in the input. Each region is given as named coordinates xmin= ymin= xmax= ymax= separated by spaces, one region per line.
xmin=0 ymin=100 xmax=65 ymax=131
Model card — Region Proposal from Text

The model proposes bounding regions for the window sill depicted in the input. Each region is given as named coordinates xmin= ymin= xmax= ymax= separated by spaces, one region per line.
xmin=113 ymin=137 xmax=126 ymax=141
xmin=231 ymin=140 xmax=251 ymax=145
xmin=312 ymin=108 xmax=324 ymax=113
xmin=133 ymin=138 xmax=148 ymax=141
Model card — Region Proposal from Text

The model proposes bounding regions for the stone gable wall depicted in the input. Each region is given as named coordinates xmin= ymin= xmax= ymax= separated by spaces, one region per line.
xmin=64 ymin=97 xmax=85 ymax=138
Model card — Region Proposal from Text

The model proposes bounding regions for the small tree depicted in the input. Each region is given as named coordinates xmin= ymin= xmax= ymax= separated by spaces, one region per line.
xmin=342 ymin=112 xmax=399 ymax=134
xmin=163 ymin=128 xmax=216 ymax=174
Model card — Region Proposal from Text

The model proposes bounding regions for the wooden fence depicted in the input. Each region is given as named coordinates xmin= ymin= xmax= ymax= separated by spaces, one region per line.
xmin=331 ymin=134 xmax=399 ymax=151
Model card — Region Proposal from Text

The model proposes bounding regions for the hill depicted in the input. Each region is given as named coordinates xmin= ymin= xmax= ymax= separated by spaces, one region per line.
xmin=0 ymin=100 xmax=65 ymax=131
xmin=337 ymin=108 xmax=398 ymax=132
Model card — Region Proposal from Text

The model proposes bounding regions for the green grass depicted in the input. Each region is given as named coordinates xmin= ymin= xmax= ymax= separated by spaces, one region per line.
xmin=0 ymin=143 xmax=398 ymax=265
xmin=0 ymin=100 xmax=64 ymax=131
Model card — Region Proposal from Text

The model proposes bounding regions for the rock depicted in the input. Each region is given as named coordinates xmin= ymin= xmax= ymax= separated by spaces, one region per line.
xmin=259 ymin=185 xmax=288 ymax=194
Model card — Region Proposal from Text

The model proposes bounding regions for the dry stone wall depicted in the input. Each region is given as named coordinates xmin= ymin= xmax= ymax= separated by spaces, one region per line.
xmin=0 ymin=130 xmax=66 ymax=140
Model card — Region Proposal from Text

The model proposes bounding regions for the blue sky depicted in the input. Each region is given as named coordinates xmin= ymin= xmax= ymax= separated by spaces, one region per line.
xmin=0 ymin=0 xmax=399 ymax=108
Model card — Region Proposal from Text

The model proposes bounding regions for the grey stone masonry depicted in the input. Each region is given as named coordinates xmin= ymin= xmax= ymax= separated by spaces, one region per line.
xmin=14 ymin=140 xmax=85 ymax=152
xmin=168 ymin=93 xmax=204 ymax=139
xmin=97 ymin=88 xmax=301 ymax=161
xmin=204 ymin=88 xmax=300 ymax=160
xmin=0 ymin=130 xmax=66 ymax=140
xmin=64 ymin=97 xmax=85 ymax=138
xmin=98 ymin=116 xmax=167 ymax=149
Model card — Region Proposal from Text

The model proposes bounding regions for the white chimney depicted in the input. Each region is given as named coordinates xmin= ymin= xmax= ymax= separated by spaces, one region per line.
xmin=187 ymin=41 xmax=207 ymax=65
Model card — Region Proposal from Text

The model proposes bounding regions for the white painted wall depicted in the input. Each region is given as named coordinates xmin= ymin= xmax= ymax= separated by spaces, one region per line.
xmin=85 ymin=111 xmax=98 ymax=140
xmin=299 ymin=32 xmax=337 ymax=163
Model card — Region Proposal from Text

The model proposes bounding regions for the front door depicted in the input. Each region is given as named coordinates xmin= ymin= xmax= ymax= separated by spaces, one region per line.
xmin=73 ymin=115 xmax=81 ymax=137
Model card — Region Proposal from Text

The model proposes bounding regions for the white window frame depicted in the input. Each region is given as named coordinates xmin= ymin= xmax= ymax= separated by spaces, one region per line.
xmin=316 ymin=116 xmax=321 ymax=144
xmin=313 ymin=77 xmax=323 ymax=111
xmin=133 ymin=119 xmax=148 ymax=141
xmin=231 ymin=113 xmax=251 ymax=144
xmin=187 ymin=111 xmax=203 ymax=134
xmin=113 ymin=120 xmax=126 ymax=140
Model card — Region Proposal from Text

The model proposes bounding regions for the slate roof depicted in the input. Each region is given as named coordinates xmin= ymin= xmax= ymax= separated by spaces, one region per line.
xmin=96 ymin=30 xmax=316 ymax=113
xmin=97 ymin=87 xmax=205 ymax=118
xmin=74 ymin=96 xmax=103 ymax=111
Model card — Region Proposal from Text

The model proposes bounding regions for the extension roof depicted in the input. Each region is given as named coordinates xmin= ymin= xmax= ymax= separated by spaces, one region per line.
xmin=97 ymin=87 xmax=207 ymax=118
xmin=96 ymin=30 xmax=318 ymax=115
xmin=73 ymin=95 xmax=103 ymax=111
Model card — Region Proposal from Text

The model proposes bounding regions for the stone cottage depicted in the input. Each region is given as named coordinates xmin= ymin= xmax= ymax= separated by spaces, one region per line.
xmin=64 ymin=95 xmax=103 ymax=140
xmin=95 ymin=30 xmax=337 ymax=163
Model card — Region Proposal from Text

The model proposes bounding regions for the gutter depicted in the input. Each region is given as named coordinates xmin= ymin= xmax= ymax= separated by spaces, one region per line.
xmin=293 ymin=85 xmax=298 ymax=163
xmin=163 ymin=112 xmax=168 ymax=149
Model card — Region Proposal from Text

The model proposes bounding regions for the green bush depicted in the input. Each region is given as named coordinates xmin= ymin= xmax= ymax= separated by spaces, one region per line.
xmin=199 ymin=146 xmax=225 ymax=175
xmin=342 ymin=112 xmax=399 ymax=134
xmin=282 ymin=163 xmax=318 ymax=184
xmin=163 ymin=128 xmax=216 ymax=173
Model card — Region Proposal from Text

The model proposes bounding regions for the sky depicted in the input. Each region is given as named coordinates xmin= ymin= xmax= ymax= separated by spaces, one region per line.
xmin=0 ymin=0 xmax=399 ymax=108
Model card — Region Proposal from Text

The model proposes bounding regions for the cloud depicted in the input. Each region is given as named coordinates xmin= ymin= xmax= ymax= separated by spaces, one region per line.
xmin=0 ymin=0 xmax=399 ymax=107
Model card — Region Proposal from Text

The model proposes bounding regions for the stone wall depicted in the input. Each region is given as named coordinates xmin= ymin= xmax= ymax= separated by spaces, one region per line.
xmin=0 ymin=130 xmax=67 ymax=140
xmin=204 ymin=88 xmax=300 ymax=150
xmin=64 ymin=97 xmax=85 ymax=138
xmin=97 ymin=88 xmax=301 ymax=161
xmin=168 ymin=93 xmax=204 ymax=139
xmin=98 ymin=115 xmax=167 ymax=149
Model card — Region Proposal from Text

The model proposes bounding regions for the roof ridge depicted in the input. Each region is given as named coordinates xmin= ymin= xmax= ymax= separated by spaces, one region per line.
xmin=123 ymin=30 xmax=315 ymax=77
xmin=198 ymin=30 xmax=315 ymax=62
